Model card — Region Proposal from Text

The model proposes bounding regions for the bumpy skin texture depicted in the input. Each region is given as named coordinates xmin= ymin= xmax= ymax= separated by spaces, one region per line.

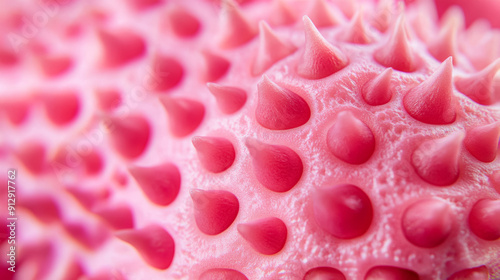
xmin=0 ymin=0 xmax=500 ymax=280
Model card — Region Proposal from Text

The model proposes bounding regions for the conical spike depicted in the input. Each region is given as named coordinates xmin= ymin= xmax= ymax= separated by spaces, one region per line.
xmin=341 ymin=10 xmax=371 ymax=44
xmin=116 ymin=225 xmax=175 ymax=270
xmin=159 ymin=97 xmax=205 ymax=137
xmin=365 ymin=266 xmax=419 ymax=280
xmin=207 ymin=83 xmax=247 ymax=114
xmin=245 ymin=138 xmax=303 ymax=193
xmin=255 ymin=75 xmax=310 ymax=130
xmin=202 ymin=50 xmax=230 ymax=82
xmin=98 ymin=29 xmax=146 ymax=67
xmin=362 ymin=68 xmax=393 ymax=106
xmin=252 ymin=21 xmax=297 ymax=76
xmin=129 ymin=163 xmax=181 ymax=206
xmin=374 ymin=14 xmax=417 ymax=72
xmin=297 ymin=16 xmax=349 ymax=79
xmin=306 ymin=0 xmax=342 ymax=28
xmin=403 ymin=57 xmax=456 ymax=124
xmin=270 ymin=0 xmax=296 ymax=26
xmin=106 ymin=114 xmax=151 ymax=159
xmin=468 ymin=199 xmax=500 ymax=241
xmin=464 ymin=121 xmax=500 ymax=162
xmin=411 ymin=131 xmax=464 ymax=186
xmin=190 ymin=189 xmax=239 ymax=235
xmin=237 ymin=217 xmax=287 ymax=255
xmin=192 ymin=136 xmax=236 ymax=173
xmin=148 ymin=55 xmax=184 ymax=92
xmin=455 ymin=59 xmax=500 ymax=105
xmin=200 ymin=269 xmax=248 ymax=280
xmin=326 ymin=111 xmax=376 ymax=164
xmin=167 ymin=6 xmax=201 ymax=38
xmin=428 ymin=7 xmax=463 ymax=63
xmin=219 ymin=0 xmax=256 ymax=48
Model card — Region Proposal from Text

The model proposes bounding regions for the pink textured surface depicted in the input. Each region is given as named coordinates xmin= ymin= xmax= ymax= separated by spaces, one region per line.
xmin=0 ymin=0 xmax=499 ymax=279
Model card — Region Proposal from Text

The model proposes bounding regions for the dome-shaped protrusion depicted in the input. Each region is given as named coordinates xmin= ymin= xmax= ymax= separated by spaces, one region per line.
xmin=98 ymin=29 xmax=146 ymax=67
xmin=447 ymin=266 xmax=489 ymax=280
xmin=16 ymin=141 xmax=46 ymax=175
xmin=160 ymin=97 xmax=205 ymax=137
xmin=361 ymin=68 xmax=393 ymax=106
xmin=340 ymin=10 xmax=372 ymax=44
xmin=464 ymin=122 xmax=500 ymax=162
xmin=202 ymin=50 xmax=230 ymax=82
xmin=245 ymin=138 xmax=303 ymax=193
xmin=237 ymin=217 xmax=287 ymax=255
xmin=365 ymin=266 xmax=420 ymax=280
xmin=252 ymin=21 xmax=296 ymax=76
xmin=455 ymin=59 xmax=500 ymax=105
xmin=303 ymin=267 xmax=346 ymax=280
xmin=42 ymin=91 xmax=80 ymax=126
xmin=402 ymin=199 xmax=454 ymax=248
xmin=207 ymin=83 xmax=247 ymax=114
xmin=219 ymin=0 xmax=256 ymax=48
xmin=469 ymin=199 xmax=500 ymax=240
xmin=191 ymin=189 xmax=239 ymax=235
xmin=38 ymin=55 xmax=73 ymax=77
xmin=403 ymin=57 xmax=456 ymax=124
xmin=107 ymin=114 xmax=150 ymax=159
xmin=129 ymin=163 xmax=181 ymax=206
xmin=306 ymin=0 xmax=342 ymax=28
xmin=93 ymin=205 xmax=134 ymax=230
xmin=371 ymin=0 xmax=396 ymax=33
xmin=192 ymin=136 xmax=236 ymax=173
xmin=428 ymin=7 xmax=463 ymax=63
xmin=116 ymin=225 xmax=175 ymax=270
xmin=149 ymin=55 xmax=184 ymax=92
xmin=199 ymin=268 xmax=248 ymax=280
xmin=269 ymin=0 xmax=296 ymax=26
xmin=298 ymin=16 xmax=349 ymax=79
xmin=313 ymin=184 xmax=373 ymax=239
xmin=255 ymin=75 xmax=310 ymax=130
xmin=167 ymin=6 xmax=201 ymax=38
xmin=411 ymin=131 xmax=464 ymax=186
xmin=326 ymin=111 xmax=375 ymax=165
xmin=374 ymin=14 xmax=417 ymax=72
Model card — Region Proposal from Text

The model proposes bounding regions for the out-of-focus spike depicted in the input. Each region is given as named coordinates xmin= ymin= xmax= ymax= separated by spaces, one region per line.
xmin=411 ymin=131 xmax=464 ymax=186
xmin=298 ymin=16 xmax=348 ymax=79
xmin=219 ymin=0 xmax=256 ymax=48
xmin=341 ymin=10 xmax=371 ymax=44
xmin=237 ymin=217 xmax=287 ymax=255
xmin=116 ymin=225 xmax=175 ymax=270
xmin=106 ymin=114 xmax=151 ymax=159
xmin=159 ymin=97 xmax=205 ymax=137
xmin=129 ymin=163 xmax=181 ymax=206
xmin=464 ymin=122 xmax=500 ymax=162
xmin=428 ymin=7 xmax=463 ymax=63
xmin=98 ymin=29 xmax=146 ymax=67
xmin=256 ymin=75 xmax=310 ymax=130
xmin=167 ymin=6 xmax=201 ymax=38
xmin=362 ymin=68 xmax=393 ymax=106
xmin=269 ymin=0 xmax=296 ymax=26
xmin=191 ymin=189 xmax=239 ymax=235
xmin=403 ymin=58 xmax=456 ymax=124
xmin=374 ymin=14 xmax=417 ymax=72
xmin=455 ymin=59 xmax=500 ymax=105
xmin=252 ymin=21 xmax=296 ymax=76
xmin=149 ymin=55 xmax=184 ymax=92
xmin=192 ymin=136 xmax=236 ymax=173
xmin=207 ymin=83 xmax=247 ymax=114
xmin=306 ymin=0 xmax=342 ymax=28
xmin=202 ymin=50 xmax=230 ymax=82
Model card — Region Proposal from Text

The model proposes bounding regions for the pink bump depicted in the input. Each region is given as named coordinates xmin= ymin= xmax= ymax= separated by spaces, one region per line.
xmin=191 ymin=189 xmax=239 ymax=235
xmin=341 ymin=11 xmax=372 ymax=44
xmin=202 ymin=50 xmax=230 ymax=82
xmin=245 ymin=138 xmax=303 ymax=192
xmin=313 ymin=184 xmax=373 ymax=239
xmin=303 ymin=267 xmax=346 ymax=280
xmin=252 ymin=21 xmax=296 ymax=76
xmin=298 ymin=16 xmax=348 ymax=79
xmin=403 ymin=58 xmax=456 ymax=124
xmin=42 ymin=91 xmax=80 ymax=126
xmin=374 ymin=15 xmax=417 ymax=72
xmin=326 ymin=111 xmax=375 ymax=164
xmin=38 ymin=55 xmax=73 ymax=77
xmin=256 ymin=75 xmax=310 ymax=130
xmin=98 ymin=29 xmax=146 ymax=67
xmin=362 ymin=68 xmax=393 ymax=106
xmin=237 ymin=217 xmax=287 ymax=255
xmin=207 ymin=83 xmax=247 ymax=114
xmin=149 ymin=55 xmax=184 ymax=92
xmin=447 ymin=266 xmax=489 ymax=280
xmin=465 ymin=122 xmax=500 ymax=162
xmin=129 ymin=163 xmax=181 ymax=206
xmin=219 ymin=0 xmax=256 ymax=48
xmin=402 ymin=199 xmax=454 ymax=248
xmin=93 ymin=205 xmax=134 ymax=230
xmin=455 ymin=59 xmax=500 ymax=105
xmin=411 ymin=131 xmax=464 ymax=186
xmin=469 ymin=199 xmax=500 ymax=240
xmin=116 ymin=225 xmax=175 ymax=270
xmin=306 ymin=0 xmax=341 ymax=28
xmin=167 ymin=6 xmax=201 ymax=38
xmin=365 ymin=266 xmax=420 ymax=280
xmin=16 ymin=141 xmax=46 ymax=175
xmin=428 ymin=8 xmax=463 ymax=63
xmin=107 ymin=114 xmax=150 ymax=159
xmin=192 ymin=136 xmax=236 ymax=173
xmin=199 ymin=268 xmax=248 ymax=280
xmin=160 ymin=97 xmax=205 ymax=137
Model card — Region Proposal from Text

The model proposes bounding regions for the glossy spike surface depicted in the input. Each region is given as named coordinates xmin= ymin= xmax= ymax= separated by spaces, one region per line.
xmin=192 ymin=136 xmax=236 ymax=173
xmin=454 ymin=59 xmax=500 ymax=105
xmin=464 ymin=122 xmax=500 ymax=162
xmin=365 ymin=266 xmax=420 ymax=280
xmin=237 ymin=217 xmax=287 ymax=255
xmin=191 ymin=189 xmax=239 ymax=235
xmin=199 ymin=268 xmax=248 ymax=280
xmin=362 ymin=68 xmax=393 ymax=106
xmin=313 ymin=184 xmax=373 ymax=239
xmin=160 ymin=97 xmax=205 ymax=137
xmin=207 ymin=83 xmax=247 ymax=114
xmin=303 ymin=267 xmax=346 ymax=280
xmin=107 ymin=114 xmax=151 ymax=159
xmin=129 ymin=163 xmax=181 ymax=206
xmin=468 ymin=199 xmax=500 ymax=240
